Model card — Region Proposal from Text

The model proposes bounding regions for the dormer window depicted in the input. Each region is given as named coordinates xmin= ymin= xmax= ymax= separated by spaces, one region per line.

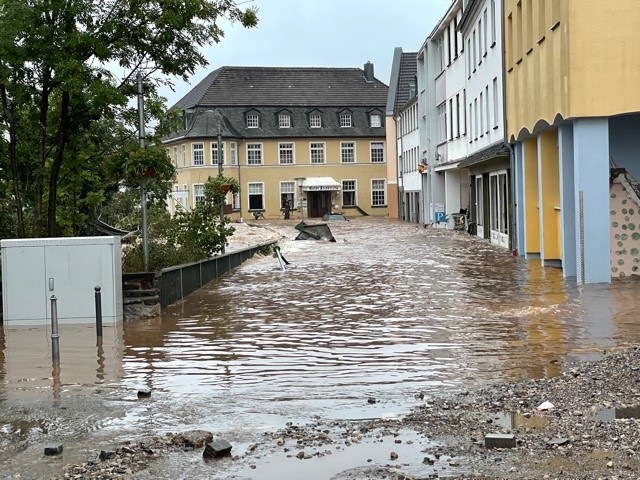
xmin=340 ymin=112 xmax=352 ymax=128
xmin=310 ymin=113 xmax=322 ymax=128
xmin=370 ymin=114 xmax=382 ymax=128
xmin=246 ymin=113 xmax=260 ymax=128
xmin=279 ymin=112 xmax=291 ymax=128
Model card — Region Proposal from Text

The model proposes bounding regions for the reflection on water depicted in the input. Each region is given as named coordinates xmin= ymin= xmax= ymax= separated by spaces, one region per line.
xmin=1 ymin=218 xmax=640 ymax=478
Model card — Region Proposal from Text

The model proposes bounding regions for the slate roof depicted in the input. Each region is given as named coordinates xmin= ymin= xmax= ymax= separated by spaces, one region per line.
xmin=166 ymin=65 xmax=388 ymax=141
xmin=173 ymin=66 xmax=388 ymax=109
xmin=394 ymin=52 xmax=418 ymax=112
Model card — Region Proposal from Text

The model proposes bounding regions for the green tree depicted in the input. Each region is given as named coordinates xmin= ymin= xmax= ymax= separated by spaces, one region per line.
xmin=168 ymin=174 xmax=239 ymax=258
xmin=0 ymin=0 xmax=258 ymax=237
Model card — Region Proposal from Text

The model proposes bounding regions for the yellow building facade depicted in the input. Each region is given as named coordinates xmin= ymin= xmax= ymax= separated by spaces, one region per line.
xmin=506 ymin=0 xmax=640 ymax=283
xmin=164 ymin=65 xmax=390 ymax=220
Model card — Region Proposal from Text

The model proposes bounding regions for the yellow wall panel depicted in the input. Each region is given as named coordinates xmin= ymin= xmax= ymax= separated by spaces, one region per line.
xmin=538 ymin=130 xmax=561 ymax=260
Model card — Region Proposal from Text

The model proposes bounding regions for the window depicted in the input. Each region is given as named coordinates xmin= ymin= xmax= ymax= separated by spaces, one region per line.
xmin=193 ymin=184 xmax=205 ymax=206
xmin=491 ymin=0 xmax=497 ymax=45
xmin=447 ymin=25 xmax=452 ymax=65
xmin=181 ymin=144 xmax=186 ymax=167
xmin=280 ymin=181 xmax=295 ymax=210
xmin=232 ymin=192 xmax=240 ymax=210
xmin=247 ymin=143 xmax=263 ymax=165
xmin=479 ymin=92 xmax=484 ymax=136
xmin=279 ymin=143 xmax=294 ymax=164
xmin=469 ymin=103 xmax=473 ymax=141
xmin=467 ymin=38 xmax=472 ymax=77
xmin=246 ymin=113 xmax=259 ymax=128
xmin=341 ymin=142 xmax=355 ymax=163
xmin=478 ymin=19 xmax=483 ymax=60
xmin=484 ymin=8 xmax=489 ymax=55
xmin=310 ymin=113 xmax=322 ymax=128
xmin=192 ymin=143 xmax=204 ymax=166
xmin=455 ymin=93 xmax=461 ymax=137
xmin=472 ymin=30 xmax=477 ymax=68
xmin=279 ymin=113 xmax=291 ymax=128
xmin=310 ymin=142 xmax=325 ymax=164
xmin=248 ymin=183 xmax=264 ymax=210
xmin=453 ymin=15 xmax=459 ymax=57
xmin=370 ymin=114 xmax=382 ymax=128
xmin=437 ymin=103 xmax=447 ymax=143
xmin=449 ymin=98 xmax=454 ymax=141
xmin=475 ymin=175 xmax=484 ymax=227
xmin=474 ymin=98 xmax=478 ymax=139
xmin=493 ymin=78 xmax=499 ymax=128
xmin=485 ymin=85 xmax=490 ymax=134
xmin=371 ymin=179 xmax=386 ymax=206
xmin=211 ymin=142 xmax=225 ymax=165
xmin=437 ymin=35 xmax=445 ymax=72
xmin=230 ymin=142 xmax=238 ymax=165
xmin=342 ymin=180 xmax=356 ymax=207
xmin=172 ymin=146 xmax=178 ymax=167
xmin=370 ymin=142 xmax=384 ymax=163
xmin=340 ymin=112 xmax=352 ymax=127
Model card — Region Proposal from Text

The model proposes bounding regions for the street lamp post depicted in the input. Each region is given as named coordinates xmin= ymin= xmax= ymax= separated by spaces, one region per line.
xmin=214 ymin=109 xmax=226 ymax=254
xmin=295 ymin=177 xmax=306 ymax=223
xmin=137 ymin=71 xmax=149 ymax=271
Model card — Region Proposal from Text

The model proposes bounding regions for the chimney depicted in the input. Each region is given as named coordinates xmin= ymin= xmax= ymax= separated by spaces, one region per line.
xmin=363 ymin=61 xmax=374 ymax=82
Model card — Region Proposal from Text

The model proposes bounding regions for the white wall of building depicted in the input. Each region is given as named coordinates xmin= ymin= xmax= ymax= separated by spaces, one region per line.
xmin=463 ymin=0 xmax=505 ymax=155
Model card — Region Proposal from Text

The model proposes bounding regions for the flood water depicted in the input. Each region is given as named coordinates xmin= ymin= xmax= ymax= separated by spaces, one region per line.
xmin=1 ymin=218 xmax=640 ymax=479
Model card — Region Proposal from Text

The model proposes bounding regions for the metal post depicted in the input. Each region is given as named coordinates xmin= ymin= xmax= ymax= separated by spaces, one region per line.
xmin=218 ymin=130 xmax=225 ymax=254
xmin=95 ymin=286 xmax=103 ymax=338
xmin=214 ymin=108 xmax=226 ymax=254
xmin=50 ymin=295 xmax=60 ymax=363
xmin=137 ymin=71 xmax=149 ymax=271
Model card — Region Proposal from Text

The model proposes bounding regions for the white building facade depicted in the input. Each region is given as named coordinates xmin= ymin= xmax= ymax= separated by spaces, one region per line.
xmin=458 ymin=0 xmax=511 ymax=248
xmin=418 ymin=0 xmax=470 ymax=226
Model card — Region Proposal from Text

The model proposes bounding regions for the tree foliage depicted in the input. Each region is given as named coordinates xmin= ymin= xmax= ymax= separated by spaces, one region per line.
xmin=167 ymin=174 xmax=239 ymax=258
xmin=0 ymin=0 xmax=258 ymax=237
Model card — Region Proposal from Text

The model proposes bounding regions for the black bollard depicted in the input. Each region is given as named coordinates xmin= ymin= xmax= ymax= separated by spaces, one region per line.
xmin=95 ymin=286 xmax=102 ymax=338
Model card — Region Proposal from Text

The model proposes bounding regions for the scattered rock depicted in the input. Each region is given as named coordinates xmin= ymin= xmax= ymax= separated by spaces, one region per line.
xmin=203 ymin=439 xmax=232 ymax=458
xmin=44 ymin=444 xmax=63 ymax=456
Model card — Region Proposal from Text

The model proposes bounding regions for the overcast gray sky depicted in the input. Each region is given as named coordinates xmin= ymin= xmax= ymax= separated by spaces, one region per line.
xmin=163 ymin=0 xmax=452 ymax=106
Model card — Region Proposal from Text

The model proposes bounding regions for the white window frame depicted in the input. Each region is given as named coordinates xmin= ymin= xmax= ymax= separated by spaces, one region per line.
xmin=370 ymin=141 xmax=385 ymax=163
xmin=340 ymin=112 xmax=352 ymax=128
xmin=341 ymin=142 xmax=355 ymax=163
xmin=193 ymin=183 xmax=205 ymax=207
xmin=342 ymin=179 xmax=357 ymax=207
xmin=370 ymin=114 xmax=381 ymax=128
xmin=210 ymin=141 xmax=225 ymax=165
xmin=247 ymin=143 xmax=263 ymax=165
xmin=371 ymin=179 xmax=386 ymax=207
xmin=192 ymin=143 xmax=204 ymax=166
xmin=279 ymin=142 xmax=295 ymax=164
xmin=230 ymin=141 xmax=238 ymax=165
xmin=172 ymin=146 xmax=178 ymax=167
xmin=181 ymin=144 xmax=186 ymax=167
xmin=246 ymin=113 xmax=259 ymax=128
xmin=310 ymin=142 xmax=325 ymax=164
xmin=493 ymin=78 xmax=499 ymax=128
xmin=475 ymin=175 xmax=484 ymax=228
xmin=310 ymin=113 xmax=322 ymax=128
xmin=279 ymin=113 xmax=291 ymax=128
xmin=248 ymin=182 xmax=264 ymax=211
xmin=437 ymin=103 xmax=447 ymax=143
xmin=280 ymin=181 xmax=295 ymax=209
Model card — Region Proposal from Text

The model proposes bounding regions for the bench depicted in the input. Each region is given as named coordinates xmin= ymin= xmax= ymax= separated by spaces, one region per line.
xmin=251 ymin=210 xmax=265 ymax=220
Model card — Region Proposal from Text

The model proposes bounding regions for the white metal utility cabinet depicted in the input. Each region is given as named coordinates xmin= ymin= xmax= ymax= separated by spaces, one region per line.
xmin=1 ymin=236 xmax=123 ymax=325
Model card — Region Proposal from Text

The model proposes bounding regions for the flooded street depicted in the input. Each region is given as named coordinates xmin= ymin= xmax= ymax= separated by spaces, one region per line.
xmin=1 ymin=218 xmax=640 ymax=479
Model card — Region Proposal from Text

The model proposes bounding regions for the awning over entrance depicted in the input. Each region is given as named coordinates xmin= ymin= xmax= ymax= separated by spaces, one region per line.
xmin=302 ymin=177 xmax=341 ymax=191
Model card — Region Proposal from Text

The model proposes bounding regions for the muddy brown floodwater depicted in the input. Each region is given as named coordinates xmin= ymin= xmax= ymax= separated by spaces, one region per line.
xmin=1 ymin=218 xmax=640 ymax=479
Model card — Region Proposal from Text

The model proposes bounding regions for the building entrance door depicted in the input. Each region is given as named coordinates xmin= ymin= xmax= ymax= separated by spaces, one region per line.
xmin=307 ymin=191 xmax=331 ymax=218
